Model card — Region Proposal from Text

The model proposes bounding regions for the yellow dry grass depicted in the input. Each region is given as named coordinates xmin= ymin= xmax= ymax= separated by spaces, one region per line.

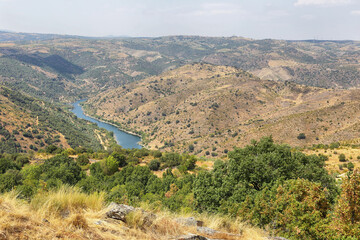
xmin=0 ymin=186 xmax=266 ymax=240
xmin=303 ymin=147 xmax=360 ymax=175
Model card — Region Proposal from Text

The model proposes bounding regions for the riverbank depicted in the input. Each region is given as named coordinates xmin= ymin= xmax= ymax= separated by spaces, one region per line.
xmin=71 ymin=100 xmax=143 ymax=149
xmin=82 ymin=110 xmax=146 ymax=147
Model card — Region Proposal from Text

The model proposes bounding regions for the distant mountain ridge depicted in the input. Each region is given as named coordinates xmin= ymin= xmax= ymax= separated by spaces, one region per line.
xmin=0 ymin=31 xmax=85 ymax=42
xmin=0 ymin=33 xmax=359 ymax=103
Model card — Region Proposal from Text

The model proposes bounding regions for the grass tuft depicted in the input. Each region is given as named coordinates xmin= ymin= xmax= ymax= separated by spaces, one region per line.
xmin=30 ymin=185 xmax=105 ymax=218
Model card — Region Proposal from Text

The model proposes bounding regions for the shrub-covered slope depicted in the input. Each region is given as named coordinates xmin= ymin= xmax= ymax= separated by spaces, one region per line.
xmin=0 ymin=137 xmax=359 ymax=239
xmin=0 ymin=85 xmax=113 ymax=153
xmin=0 ymin=35 xmax=360 ymax=102
xmin=86 ymin=63 xmax=360 ymax=155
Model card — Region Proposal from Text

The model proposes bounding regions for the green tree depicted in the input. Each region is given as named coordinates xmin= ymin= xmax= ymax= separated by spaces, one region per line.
xmin=77 ymin=154 xmax=90 ymax=166
xmin=339 ymin=153 xmax=347 ymax=162
xmin=297 ymin=133 xmax=306 ymax=140
xmin=333 ymin=169 xmax=360 ymax=237
xmin=101 ymin=156 xmax=119 ymax=175
xmin=148 ymin=159 xmax=160 ymax=171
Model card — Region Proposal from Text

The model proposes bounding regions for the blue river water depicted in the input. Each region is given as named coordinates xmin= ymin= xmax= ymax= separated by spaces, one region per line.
xmin=71 ymin=100 xmax=142 ymax=149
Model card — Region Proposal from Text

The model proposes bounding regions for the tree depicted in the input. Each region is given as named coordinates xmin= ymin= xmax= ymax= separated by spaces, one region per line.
xmin=101 ymin=156 xmax=119 ymax=175
xmin=333 ymin=169 xmax=360 ymax=237
xmin=41 ymin=155 xmax=84 ymax=185
xmin=45 ymin=145 xmax=58 ymax=154
xmin=183 ymin=155 xmax=196 ymax=170
xmin=111 ymin=152 xmax=127 ymax=167
xmin=188 ymin=144 xmax=194 ymax=152
xmin=148 ymin=159 xmax=160 ymax=171
xmin=0 ymin=156 xmax=17 ymax=174
xmin=193 ymin=136 xmax=338 ymax=213
xmin=77 ymin=154 xmax=90 ymax=166
xmin=297 ymin=133 xmax=306 ymax=140
xmin=0 ymin=169 xmax=23 ymax=193
xmin=339 ymin=153 xmax=347 ymax=162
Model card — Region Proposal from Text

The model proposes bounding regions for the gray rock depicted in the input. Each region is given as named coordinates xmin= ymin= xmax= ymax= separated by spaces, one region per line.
xmin=176 ymin=234 xmax=209 ymax=240
xmin=176 ymin=217 xmax=204 ymax=227
xmin=94 ymin=220 xmax=104 ymax=225
xmin=106 ymin=202 xmax=135 ymax=221
xmin=139 ymin=211 xmax=157 ymax=228
xmin=105 ymin=202 xmax=157 ymax=227
xmin=196 ymin=227 xmax=217 ymax=235
xmin=266 ymin=237 xmax=290 ymax=240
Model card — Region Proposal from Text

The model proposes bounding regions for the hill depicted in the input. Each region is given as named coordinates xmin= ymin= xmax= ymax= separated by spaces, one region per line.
xmin=0 ymin=31 xmax=81 ymax=42
xmin=0 ymin=35 xmax=360 ymax=102
xmin=85 ymin=63 xmax=360 ymax=156
xmin=0 ymin=86 xmax=114 ymax=153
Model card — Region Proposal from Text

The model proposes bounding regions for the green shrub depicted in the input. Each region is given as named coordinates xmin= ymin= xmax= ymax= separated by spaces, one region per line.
xmin=297 ymin=133 xmax=306 ymax=140
xmin=339 ymin=154 xmax=347 ymax=162
xmin=77 ymin=154 xmax=90 ymax=166
xmin=148 ymin=159 xmax=160 ymax=171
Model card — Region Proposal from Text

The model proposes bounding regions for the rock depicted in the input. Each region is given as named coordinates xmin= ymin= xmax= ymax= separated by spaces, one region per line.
xmin=106 ymin=202 xmax=135 ymax=221
xmin=176 ymin=234 xmax=209 ymax=240
xmin=176 ymin=217 xmax=204 ymax=227
xmin=105 ymin=202 xmax=157 ymax=227
xmin=266 ymin=237 xmax=290 ymax=240
xmin=94 ymin=220 xmax=104 ymax=225
xmin=60 ymin=209 xmax=70 ymax=218
xmin=196 ymin=227 xmax=217 ymax=235
xmin=141 ymin=211 xmax=157 ymax=227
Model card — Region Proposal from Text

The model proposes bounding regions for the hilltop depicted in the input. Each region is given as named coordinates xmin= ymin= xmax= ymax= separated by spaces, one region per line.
xmin=0 ymin=86 xmax=114 ymax=153
xmin=85 ymin=63 xmax=360 ymax=156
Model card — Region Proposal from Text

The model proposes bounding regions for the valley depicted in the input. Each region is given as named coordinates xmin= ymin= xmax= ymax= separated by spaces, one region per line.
xmin=1 ymin=31 xmax=360 ymax=240
xmin=0 ymin=36 xmax=359 ymax=103
xmin=85 ymin=63 xmax=360 ymax=156
xmin=0 ymin=85 xmax=115 ymax=153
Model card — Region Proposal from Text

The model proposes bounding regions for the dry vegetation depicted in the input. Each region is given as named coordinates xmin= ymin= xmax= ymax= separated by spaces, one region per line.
xmin=0 ymin=186 xmax=265 ymax=240
xmin=0 ymin=91 xmax=70 ymax=150
xmin=86 ymin=63 xmax=360 ymax=156
xmin=304 ymin=146 xmax=360 ymax=175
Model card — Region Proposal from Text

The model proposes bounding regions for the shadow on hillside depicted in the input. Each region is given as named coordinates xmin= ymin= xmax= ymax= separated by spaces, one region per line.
xmin=2 ymin=49 xmax=84 ymax=75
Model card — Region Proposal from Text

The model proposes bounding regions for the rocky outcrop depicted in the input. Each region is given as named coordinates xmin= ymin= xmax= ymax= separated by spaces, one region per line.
xmin=105 ymin=202 xmax=156 ymax=227
xmin=106 ymin=203 xmax=136 ymax=221
xmin=175 ymin=234 xmax=208 ymax=240
xmin=175 ymin=217 xmax=204 ymax=227
xmin=106 ymin=203 xmax=245 ymax=240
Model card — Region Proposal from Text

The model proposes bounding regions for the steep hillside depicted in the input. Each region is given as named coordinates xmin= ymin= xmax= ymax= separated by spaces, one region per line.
xmin=0 ymin=86 xmax=114 ymax=153
xmin=0 ymin=35 xmax=359 ymax=102
xmin=85 ymin=63 xmax=360 ymax=156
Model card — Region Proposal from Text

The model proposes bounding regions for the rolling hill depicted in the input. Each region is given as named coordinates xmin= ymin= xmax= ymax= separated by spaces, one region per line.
xmin=0 ymin=86 xmax=114 ymax=153
xmin=85 ymin=63 xmax=360 ymax=156
xmin=0 ymin=34 xmax=359 ymax=103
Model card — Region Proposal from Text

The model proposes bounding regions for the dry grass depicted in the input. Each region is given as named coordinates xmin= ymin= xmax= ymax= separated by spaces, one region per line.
xmin=0 ymin=187 xmax=266 ymax=240
xmin=87 ymin=63 xmax=360 ymax=157
xmin=304 ymin=147 xmax=360 ymax=175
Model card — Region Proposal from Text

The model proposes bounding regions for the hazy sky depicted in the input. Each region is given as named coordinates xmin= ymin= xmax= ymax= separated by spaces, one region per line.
xmin=0 ymin=0 xmax=360 ymax=40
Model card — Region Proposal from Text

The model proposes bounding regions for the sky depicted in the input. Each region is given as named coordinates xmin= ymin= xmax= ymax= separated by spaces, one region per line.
xmin=0 ymin=0 xmax=360 ymax=40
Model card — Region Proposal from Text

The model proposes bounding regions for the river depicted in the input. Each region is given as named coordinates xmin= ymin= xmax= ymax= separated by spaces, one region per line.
xmin=71 ymin=100 xmax=142 ymax=149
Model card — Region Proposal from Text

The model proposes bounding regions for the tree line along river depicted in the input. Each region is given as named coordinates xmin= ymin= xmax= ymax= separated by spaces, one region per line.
xmin=71 ymin=100 xmax=142 ymax=149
